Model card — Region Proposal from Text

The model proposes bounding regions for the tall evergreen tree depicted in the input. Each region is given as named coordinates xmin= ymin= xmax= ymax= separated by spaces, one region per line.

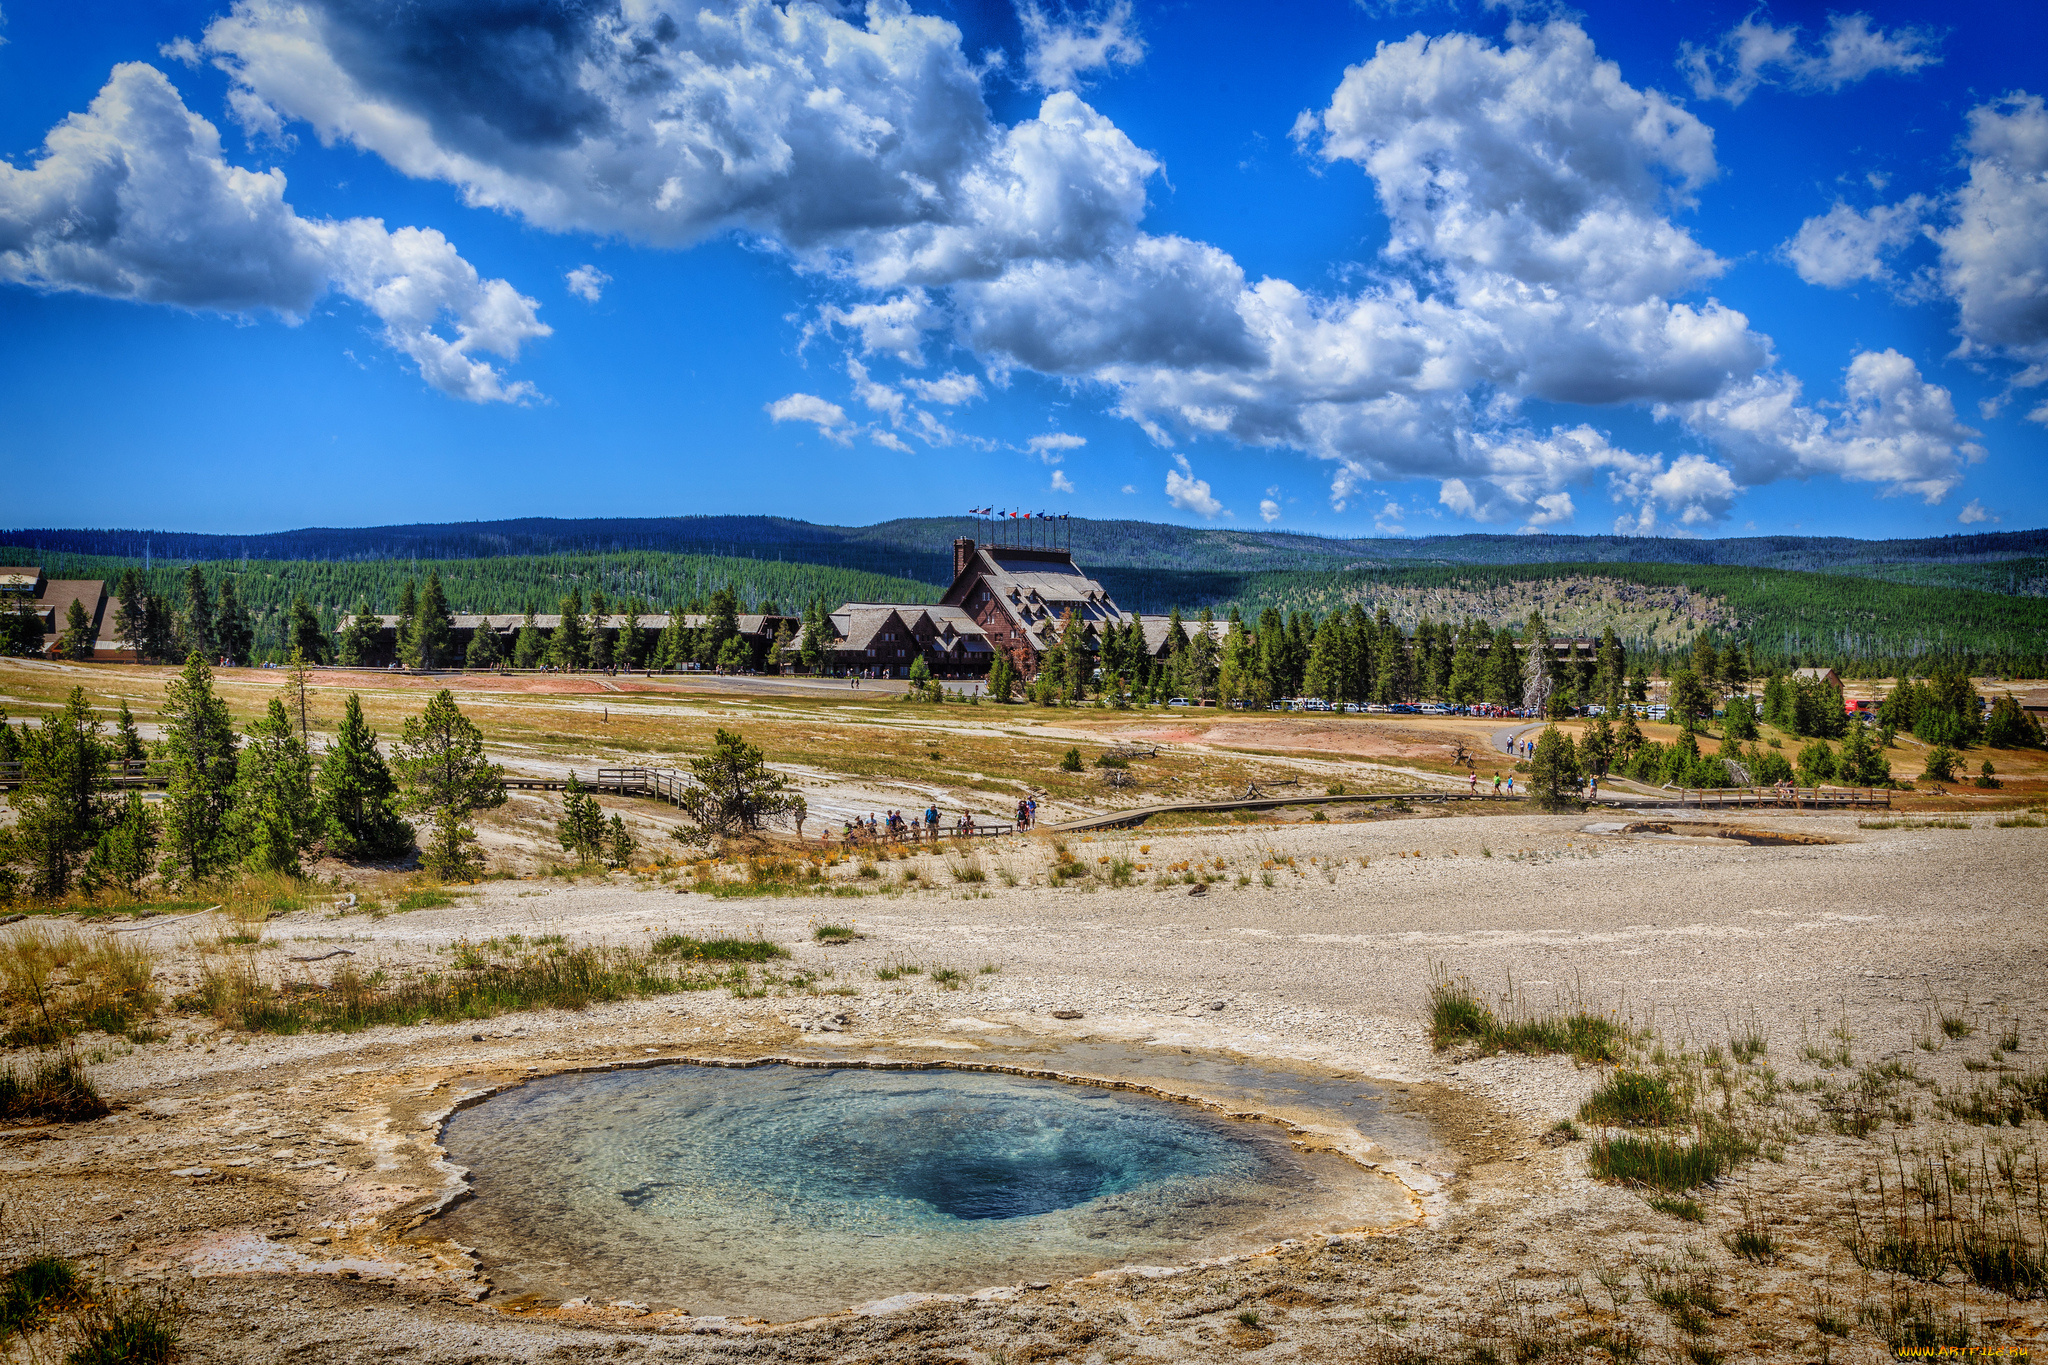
xmin=987 ymin=649 xmax=1018 ymax=703
xmin=339 ymin=599 xmax=382 ymax=666
xmin=1446 ymin=623 xmax=1484 ymax=704
xmin=549 ymin=589 xmax=586 ymax=670
xmin=513 ymin=605 xmax=543 ymax=669
xmin=395 ymin=579 xmax=420 ymax=667
xmin=232 ymin=697 xmax=318 ymax=875
xmin=283 ymin=649 xmax=315 ymax=742
xmin=113 ymin=569 xmax=148 ymax=657
xmin=1485 ymin=626 xmax=1521 ymax=706
xmin=410 ymin=572 xmax=455 ymax=669
xmin=618 ymin=601 xmax=645 ymax=669
xmin=556 ymin=772 xmax=606 ymax=861
xmin=1528 ymin=725 xmax=1583 ymax=812
xmin=160 ymin=654 xmax=239 ymax=882
xmin=84 ymin=790 xmax=158 ymax=896
xmin=141 ymin=590 xmax=178 ymax=663
xmin=181 ymin=566 xmax=215 ymax=660
xmin=392 ymin=689 xmax=505 ymax=877
xmin=61 ymin=598 xmax=95 ymax=659
xmin=465 ymin=618 xmax=503 ymax=668
xmin=0 ymin=688 xmax=111 ymax=898
xmin=114 ymin=700 xmax=146 ymax=767
xmin=799 ymin=601 xmax=826 ymax=674
xmin=216 ymin=579 xmax=253 ymax=663
xmin=287 ymin=592 xmax=330 ymax=663
xmin=317 ymin=694 xmax=413 ymax=860
xmin=1303 ymin=615 xmax=1345 ymax=703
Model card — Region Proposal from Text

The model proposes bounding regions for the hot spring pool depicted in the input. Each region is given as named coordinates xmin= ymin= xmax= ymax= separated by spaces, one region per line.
xmin=436 ymin=1063 xmax=1404 ymax=1320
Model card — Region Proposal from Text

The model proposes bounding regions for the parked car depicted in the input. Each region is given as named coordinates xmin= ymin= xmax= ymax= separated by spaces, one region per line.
xmin=1167 ymin=697 xmax=1192 ymax=707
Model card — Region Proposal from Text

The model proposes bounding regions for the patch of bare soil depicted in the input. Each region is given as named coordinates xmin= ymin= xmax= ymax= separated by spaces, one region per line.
xmin=1105 ymin=716 xmax=1482 ymax=762
xmin=5 ymin=810 xmax=2046 ymax=1363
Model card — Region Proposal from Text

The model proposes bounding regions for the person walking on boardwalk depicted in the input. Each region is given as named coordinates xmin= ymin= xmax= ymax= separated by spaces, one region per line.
xmin=1492 ymin=773 xmax=1502 ymax=795
xmin=1468 ymin=771 xmax=1478 ymax=794
xmin=925 ymin=804 xmax=939 ymax=837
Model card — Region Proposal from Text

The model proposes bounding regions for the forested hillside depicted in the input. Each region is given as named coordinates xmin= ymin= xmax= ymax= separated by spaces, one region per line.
xmin=8 ymin=516 xmax=2045 ymax=588
xmin=9 ymin=518 xmax=2047 ymax=674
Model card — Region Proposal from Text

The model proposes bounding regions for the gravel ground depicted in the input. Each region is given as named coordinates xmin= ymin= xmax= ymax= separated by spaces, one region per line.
xmin=4 ymin=806 xmax=2045 ymax=1362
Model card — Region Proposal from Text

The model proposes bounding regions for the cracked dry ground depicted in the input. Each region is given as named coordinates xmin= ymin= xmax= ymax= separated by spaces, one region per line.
xmin=4 ymin=809 xmax=2047 ymax=1363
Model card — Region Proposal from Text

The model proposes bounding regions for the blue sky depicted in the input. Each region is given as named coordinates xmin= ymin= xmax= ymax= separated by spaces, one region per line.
xmin=2 ymin=0 xmax=2043 ymax=540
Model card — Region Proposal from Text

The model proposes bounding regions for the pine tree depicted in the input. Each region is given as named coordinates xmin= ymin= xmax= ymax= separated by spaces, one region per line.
xmin=232 ymin=697 xmax=318 ymax=876
xmin=1669 ymin=667 xmax=1712 ymax=733
xmin=181 ymin=566 xmax=215 ymax=660
xmin=340 ymin=600 xmax=382 ymax=666
xmin=62 ymin=598 xmax=95 ymax=659
xmin=83 ymin=790 xmax=158 ymax=896
xmin=410 ymin=572 xmax=455 ymax=670
xmin=1303 ymin=616 xmax=1344 ymax=703
xmin=141 ymin=590 xmax=178 ymax=663
xmin=113 ymin=569 xmax=148 ymax=658
xmin=706 ymin=587 xmax=741 ymax=667
xmin=987 ymin=650 xmax=1017 ymax=703
xmin=1446 ymin=624 xmax=1484 ymax=704
xmin=396 ymin=580 xmax=419 ymax=667
xmin=0 ymin=688 xmax=111 ymax=898
xmin=317 ymin=694 xmax=413 ymax=860
xmin=160 ymin=654 xmax=239 ymax=882
xmin=513 ymin=605 xmax=543 ymax=669
xmin=114 ymin=700 xmax=146 ymax=767
xmin=471 ymin=619 xmax=505 ymax=668
xmin=800 ymin=601 xmax=826 ymax=674
xmin=1720 ymin=639 xmax=1749 ymax=695
xmin=283 ymin=648 xmax=315 ymax=742
xmin=618 ymin=602 xmax=645 ymax=670
xmin=391 ymin=690 xmax=505 ymax=877
xmin=1373 ymin=617 xmax=1406 ymax=704
xmin=769 ymin=618 xmax=792 ymax=675
xmin=1528 ymin=725 xmax=1583 ymax=811
xmin=216 ymin=579 xmax=253 ymax=664
xmin=670 ymin=728 xmax=804 ymax=849
xmin=287 ymin=593 xmax=330 ymax=663
xmin=604 ymin=814 xmax=636 ymax=870
xmin=548 ymin=589 xmax=586 ymax=671
xmin=556 ymin=772 xmax=606 ymax=861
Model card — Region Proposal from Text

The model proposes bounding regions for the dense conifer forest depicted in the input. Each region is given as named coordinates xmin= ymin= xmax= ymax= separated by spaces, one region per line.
xmin=7 ymin=516 xmax=2045 ymax=675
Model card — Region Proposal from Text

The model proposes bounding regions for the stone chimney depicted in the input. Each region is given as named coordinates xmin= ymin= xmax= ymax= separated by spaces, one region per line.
xmin=953 ymin=537 xmax=975 ymax=581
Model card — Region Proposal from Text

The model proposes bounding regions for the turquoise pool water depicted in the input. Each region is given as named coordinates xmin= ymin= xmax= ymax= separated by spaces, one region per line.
xmin=436 ymin=1063 xmax=1394 ymax=1320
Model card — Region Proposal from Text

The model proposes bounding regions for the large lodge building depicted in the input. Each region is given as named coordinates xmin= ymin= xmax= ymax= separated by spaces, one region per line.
xmin=316 ymin=538 xmax=1194 ymax=678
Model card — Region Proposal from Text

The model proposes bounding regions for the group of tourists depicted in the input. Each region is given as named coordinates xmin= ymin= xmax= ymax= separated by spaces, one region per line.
xmin=1013 ymin=796 xmax=1038 ymax=829
xmin=835 ymin=804 xmax=998 ymax=843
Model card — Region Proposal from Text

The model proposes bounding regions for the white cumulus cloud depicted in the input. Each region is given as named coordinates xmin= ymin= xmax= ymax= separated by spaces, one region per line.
xmin=902 ymin=371 xmax=983 ymax=405
xmin=0 ymin=63 xmax=547 ymax=403
xmin=1258 ymin=498 xmax=1281 ymax=524
xmin=1957 ymin=499 xmax=1997 ymax=525
xmin=564 ymin=264 xmax=610 ymax=302
xmin=1681 ymin=13 xmax=1939 ymax=105
xmin=765 ymin=392 xmax=853 ymax=444
xmin=1784 ymin=198 xmax=1930 ymax=288
xmin=1050 ymin=469 xmax=1076 ymax=493
xmin=1026 ymin=432 xmax=1087 ymax=462
xmin=1669 ymin=349 xmax=1984 ymax=504
xmin=1018 ymin=1 xmax=1145 ymax=93
xmin=1165 ymin=453 xmax=1224 ymax=517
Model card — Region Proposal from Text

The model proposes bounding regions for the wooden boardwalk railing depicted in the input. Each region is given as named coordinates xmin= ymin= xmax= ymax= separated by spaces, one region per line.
xmin=1660 ymin=784 xmax=1890 ymax=810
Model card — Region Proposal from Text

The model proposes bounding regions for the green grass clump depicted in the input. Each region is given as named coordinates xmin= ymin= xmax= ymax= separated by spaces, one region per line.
xmin=1646 ymin=1195 xmax=1705 ymax=1222
xmin=394 ymin=889 xmax=458 ymax=912
xmin=1426 ymin=972 xmax=1625 ymax=1063
xmin=184 ymin=937 xmax=771 ymax=1034
xmin=1 ymin=1255 xmax=82 ymax=1338
xmin=1579 ymin=1070 xmax=1680 ymax=1127
xmin=63 ymin=1286 xmax=179 ymax=1365
xmin=812 ymin=923 xmax=858 ymax=943
xmin=651 ymin=935 xmax=788 ymax=962
xmin=1588 ymin=1130 xmax=1749 ymax=1191
xmin=0 ymin=1048 xmax=108 ymax=1123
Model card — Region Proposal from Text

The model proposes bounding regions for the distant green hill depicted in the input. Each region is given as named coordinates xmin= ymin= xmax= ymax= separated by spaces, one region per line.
xmin=6 ymin=515 xmax=2045 ymax=589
